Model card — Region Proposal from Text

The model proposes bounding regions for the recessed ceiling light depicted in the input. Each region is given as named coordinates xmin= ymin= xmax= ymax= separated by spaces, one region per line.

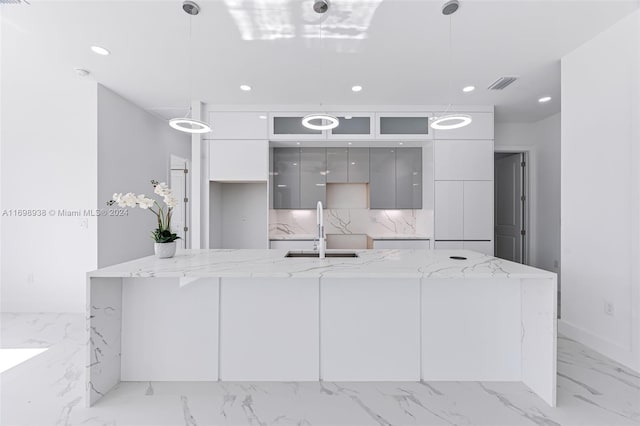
xmin=538 ymin=96 xmax=552 ymax=103
xmin=351 ymin=85 xmax=363 ymax=92
xmin=462 ymin=85 xmax=475 ymax=93
xmin=399 ymin=142 xmax=404 ymax=145
xmin=240 ymin=85 xmax=252 ymax=91
xmin=90 ymin=45 xmax=110 ymax=56
xmin=259 ymin=115 xmax=267 ymax=119
xmin=296 ymin=142 xmax=301 ymax=145
xmin=348 ymin=142 xmax=352 ymax=145
xmin=344 ymin=115 xmax=353 ymax=119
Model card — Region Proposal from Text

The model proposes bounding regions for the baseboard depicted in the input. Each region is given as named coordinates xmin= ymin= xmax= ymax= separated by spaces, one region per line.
xmin=558 ymin=319 xmax=639 ymax=373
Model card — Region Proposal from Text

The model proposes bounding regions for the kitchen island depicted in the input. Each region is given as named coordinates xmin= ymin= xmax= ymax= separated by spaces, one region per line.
xmin=87 ymin=249 xmax=557 ymax=407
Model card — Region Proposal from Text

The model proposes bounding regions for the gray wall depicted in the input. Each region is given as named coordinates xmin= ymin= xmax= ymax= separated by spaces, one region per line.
xmin=97 ymin=85 xmax=190 ymax=267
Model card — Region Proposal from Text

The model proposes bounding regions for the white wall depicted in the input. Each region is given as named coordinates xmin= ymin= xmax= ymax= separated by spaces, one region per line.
xmin=561 ymin=10 xmax=640 ymax=372
xmin=97 ymin=85 xmax=190 ymax=267
xmin=1 ymin=17 xmax=98 ymax=312
xmin=495 ymin=113 xmax=561 ymax=275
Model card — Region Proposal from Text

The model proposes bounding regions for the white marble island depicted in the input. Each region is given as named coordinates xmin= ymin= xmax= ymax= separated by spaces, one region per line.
xmin=87 ymin=249 xmax=557 ymax=407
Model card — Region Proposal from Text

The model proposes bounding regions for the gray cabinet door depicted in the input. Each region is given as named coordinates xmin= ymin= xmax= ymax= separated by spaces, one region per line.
xmin=348 ymin=148 xmax=370 ymax=183
xmin=326 ymin=148 xmax=348 ymax=183
xmin=300 ymin=148 xmax=327 ymax=209
xmin=396 ymin=148 xmax=422 ymax=209
xmin=369 ymin=148 xmax=396 ymax=209
xmin=273 ymin=148 xmax=300 ymax=209
xmin=273 ymin=117 xmax=322 ymax=136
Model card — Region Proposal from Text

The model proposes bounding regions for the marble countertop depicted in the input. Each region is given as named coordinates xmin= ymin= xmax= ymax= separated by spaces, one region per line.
xmin=269 ymin=234 xmax=431 ymax=241
xmin=89 ymin=249 xmax=556 ymax=280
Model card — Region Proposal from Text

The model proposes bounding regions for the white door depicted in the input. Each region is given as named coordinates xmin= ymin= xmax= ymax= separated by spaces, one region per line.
xmin=494 ymin=154 xmax=523 ymax=262
xmin=170 ymin=166 xmax=189 ymax=249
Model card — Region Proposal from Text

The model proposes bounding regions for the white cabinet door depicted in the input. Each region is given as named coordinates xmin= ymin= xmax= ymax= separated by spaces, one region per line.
xmin=208 ymin=112 xmax=268 ymax=140
xmin=321 ymin=278 xmax=420 ymax=380
xmin=434 ymin=241 xmax=464 ymax=249
xmin=269 ymin=239 xmax=314 ymax=250
xmin=435 ymin=181 xmax=464 ymax=240
xmin=463 ymin=241 xmax=494 ymax=256
xmin=220 ymin=278 xmax=319 ymax=380
xmin=434 ymin=140 xmax=494 ymax=181
xmin=432 ymin=112 xmax=494 ymax=140
xmin=372 ymin=239 xmax=431 ymax=249
xmin=463 ymin=181 xmax=494 ymax=240
xmin=209 ymin=140 xmax=268 ymax=181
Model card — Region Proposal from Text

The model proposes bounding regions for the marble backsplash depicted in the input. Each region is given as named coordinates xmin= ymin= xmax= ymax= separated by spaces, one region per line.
xmin=269 ymin=208 xmax=432 ymax=237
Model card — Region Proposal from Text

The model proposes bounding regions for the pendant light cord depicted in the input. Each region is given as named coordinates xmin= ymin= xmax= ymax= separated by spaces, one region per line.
xmin=187 ymin=13 xmax=193 ymax=119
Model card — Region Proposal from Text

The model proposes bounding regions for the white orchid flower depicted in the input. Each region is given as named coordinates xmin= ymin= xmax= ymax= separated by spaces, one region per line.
xmin=121 ymin=192 xmax=138 ymax=208
xmin=113 ymin=192 xmax=123 ymax=203
xmin=163 ymin=195 xmax=178 ymax=209
xmin=154 ymin=182 xmax=170 ymax=197
xmin=137 ymin=194 xmax=155 ymax=210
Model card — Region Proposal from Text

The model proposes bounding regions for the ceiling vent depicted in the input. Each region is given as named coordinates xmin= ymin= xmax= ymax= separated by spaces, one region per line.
xmin=488 ymin=76 xmax=518 ymax=90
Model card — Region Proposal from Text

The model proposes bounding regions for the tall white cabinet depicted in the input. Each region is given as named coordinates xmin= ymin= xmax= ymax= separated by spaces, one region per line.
xmin=434 ymin=128 xmax=494 ymax=255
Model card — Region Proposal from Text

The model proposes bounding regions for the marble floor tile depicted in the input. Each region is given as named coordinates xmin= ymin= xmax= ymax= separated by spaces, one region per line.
xmin=1 ymin=313 xmax=639 ymax=426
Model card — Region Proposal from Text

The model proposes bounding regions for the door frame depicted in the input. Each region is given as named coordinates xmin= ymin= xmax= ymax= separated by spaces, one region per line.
xmin=170 ymin=155 xmax=191 ymax=249
xmin=494 ymin=146 xmax=533 ymax=265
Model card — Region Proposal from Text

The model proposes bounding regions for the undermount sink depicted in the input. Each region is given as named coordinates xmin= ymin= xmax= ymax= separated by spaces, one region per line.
xmin=285 ymin=251 xmax=359 ymax=258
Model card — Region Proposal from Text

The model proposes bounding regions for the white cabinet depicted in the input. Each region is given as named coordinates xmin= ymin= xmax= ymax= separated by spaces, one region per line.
xmin=372 ymin=239 xmax=430 ymax=249
xmin=435 ymin=181 xmax=464 ymax=240
xmin=375 ymin=112 xmax=433 ymax=140
xmin=208 ymin=112 xmax=268 ymax=140
xmin=219 ymin=278 xmax=319 ymax=380
xmin=434 ymin=241 xmax=464 ymax=249
xmin=270 ymin=239 xmax=314 ymax=250
xmin=321 ymin=278 xmax=421 ymax=380
xmin=463 ymin=181 xmax=494 ymax=240
xmin=434 ymin=140 xmax=494 ymax=181
xmin=432 ymin=112 xmax=494 ymax=140
xmin=435 ymin=180 xmax=494 ymax=253
xmin=209 ymin=140 xmax=268 ymax=181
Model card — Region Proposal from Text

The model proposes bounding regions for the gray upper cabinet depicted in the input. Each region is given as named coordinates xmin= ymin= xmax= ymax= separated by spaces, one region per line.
xmin=328 ymin=114 xmax=374 ymax=140
xmin=326 ymin=148 xmax=348 ymax=183
xmin=348 ymin=148 xmax=370 ymax=183
xmin=269 ymin=114 xmax=325 ymax=140
xmin=369 ymin=148 xmax=397 ymax=209
xmin=300 ymin=148 xmax=327 ymax=209
xmin=396 ymin=148 xmax=422 ymax=209
xmin=273 ymin=148 xmax=301 ymax=209
xmin=375 ymin=113 xmax=433 ymax=140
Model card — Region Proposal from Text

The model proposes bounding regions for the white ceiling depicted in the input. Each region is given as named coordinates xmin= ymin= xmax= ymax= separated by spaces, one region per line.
xmin=2 ymin=0 xmax=639 ymax=123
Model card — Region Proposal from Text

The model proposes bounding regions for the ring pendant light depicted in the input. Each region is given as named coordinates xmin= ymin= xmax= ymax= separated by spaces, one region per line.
xmin=431 ymin=0 xmax=472 ymax=131
xmin=302 ymin=1 xmax=339 ymax=131
xmin=169 ymin=1 xmax=212 ymax=134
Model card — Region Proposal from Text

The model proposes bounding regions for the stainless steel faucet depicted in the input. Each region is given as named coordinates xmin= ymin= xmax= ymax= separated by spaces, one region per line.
xmin=316 ymin=201 xmax=326 ymax=259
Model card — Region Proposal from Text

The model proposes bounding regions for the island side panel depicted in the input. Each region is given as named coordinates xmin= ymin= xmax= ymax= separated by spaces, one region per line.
xmin=219 ymin=277 xmax=319 ymax=381
xmin=421 ymin=278 xmax=522 ymax=381
xmin=321 ymin=277 xmax=421 ymax=381
xmin=521 ymin=277 xmax=558 ymax=407
xmin=120 ymin=277 xmax=219 ymax=381
xmin=86 ymin=277 xmax=123 ymax=407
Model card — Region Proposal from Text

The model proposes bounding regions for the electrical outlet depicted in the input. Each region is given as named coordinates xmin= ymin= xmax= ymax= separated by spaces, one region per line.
xmin=553 ymin=260 xmax=559 ymax=269
xmin=27 ymin=273 xmax=34 ymax=284
xmin=604 ymin=301 xmax=615 ymax=316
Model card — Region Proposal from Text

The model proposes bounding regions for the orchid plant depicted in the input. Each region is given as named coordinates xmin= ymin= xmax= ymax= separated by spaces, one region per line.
xmin=108 ymin=180 xmax=180 ymax=243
